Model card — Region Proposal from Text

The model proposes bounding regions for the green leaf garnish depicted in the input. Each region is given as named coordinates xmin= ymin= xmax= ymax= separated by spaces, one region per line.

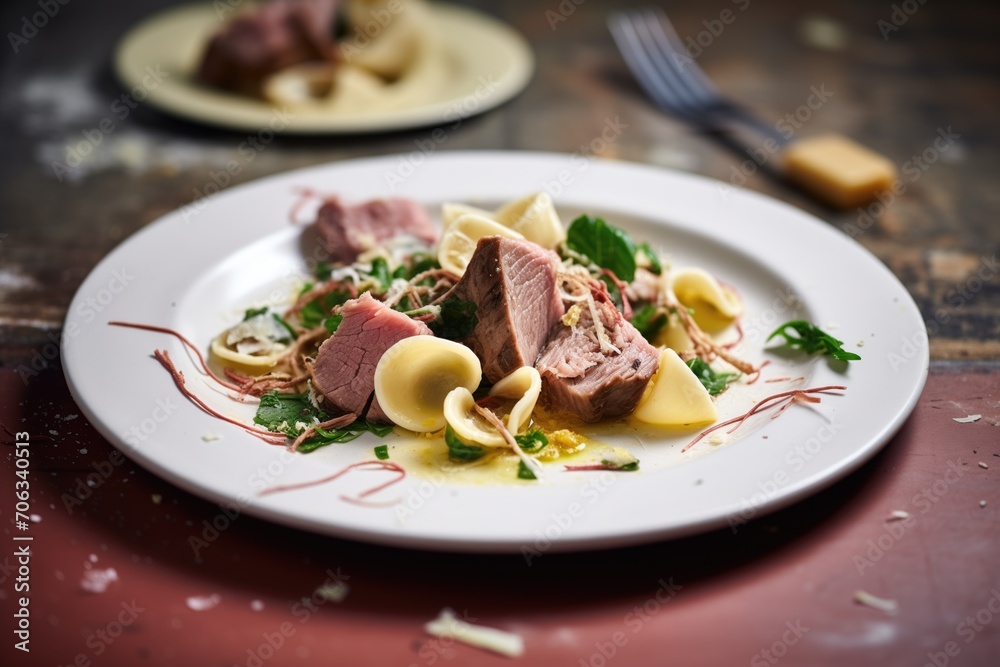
xmin=323 ymin=313 xmax=343 ymax=334
xmin=566 ymin=215 xmax=637 ymax=282
xmin=514 ymin=430 xmax=548 ymax=453
xmin=408 ymin=256 xmax=441 ymax=282
xmin=271 ymin=313 xmax=298 ymax=342
xmin=445 ymin=425 xmax=486 ymax=461
xmin=630 ymin=304 xmax=669 ymax=343
xmin=297 ymin=420 xmax=394 ymax=453
xmin=603 ymin=459 xmax=639 ymax=471
xmin=598 ymin=274 xmax=624 ymax=311
xmin=253 ymin=392 xmax=324 ymax=437
xmin=374 ymin=445 xmax=389 ymax=460
xmin=299 ymin=289 xmax=351 ymax=329
xmin=392 ymin=296 xmax=412 ymax=313
xmin=767 ymin=320 xmax=861 ymax=361
xmin=517 ymin=460 xmax=537 ymax=480
xmin=636 ymin=242 xmax=662 ymax=275
xmin=368 ymin=257 xmax=393 ymax=292
xmin=252 ymin=392 xmax=392 ymax=451
xmin=243 ymin=306 xmax=268 ymax=321
xmin=429 ymin=299 xmax=478 ymax=340
xmin=685 ymin=358 xmax=737 ymax=396
xmin=315 ymin=261 xmax=332 ymax=281
xmin=299 ymin=301 xmax=324 ymax=329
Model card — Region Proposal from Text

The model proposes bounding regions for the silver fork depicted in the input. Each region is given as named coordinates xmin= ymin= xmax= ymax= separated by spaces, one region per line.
xmin=607 ymin=8 xmax=787 ymax=146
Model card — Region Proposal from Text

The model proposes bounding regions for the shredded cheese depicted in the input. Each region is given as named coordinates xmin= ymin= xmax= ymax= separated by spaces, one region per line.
xmin=853 ymin=590 xmax=898 ymax=615
xmin=314 ymin=582 xmax=349 ymax=603
xmin=424 ymin=608 xmax=524 ymax=658
xmin=953 ymin=414 xmax=982 ymax=423
xmin=561 ymin=303 xmax=583 ymax=327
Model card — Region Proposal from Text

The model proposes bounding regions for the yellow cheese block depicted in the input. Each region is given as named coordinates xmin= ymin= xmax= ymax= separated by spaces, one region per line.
xmin=782 ymin=135 xmax=897 ymax=210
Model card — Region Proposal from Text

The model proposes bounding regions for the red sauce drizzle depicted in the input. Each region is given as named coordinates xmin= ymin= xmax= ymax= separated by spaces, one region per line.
xmin=110 ymin=320 xmax=242 ymax=391
xmin=682 ymin=385 xmax=847 ymax=453
xmin=564 ymin=463 xmax=620 ymax=472
xmin=722 ymin=318 xmax=745 ymax=350
xmin=745 ymin=359 xmax=771 ymax=384
xmin=260 ymin=460 xmax=406 ymax=507
xmin=151 ymin=349 xmax=287 ymax=445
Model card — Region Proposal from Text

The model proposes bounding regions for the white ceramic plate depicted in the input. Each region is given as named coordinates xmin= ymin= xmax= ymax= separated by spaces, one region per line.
xmin=114 ymin=3 xmax=534 ymax=133
xmin=63 ymin=153 xmax=928 ymax=552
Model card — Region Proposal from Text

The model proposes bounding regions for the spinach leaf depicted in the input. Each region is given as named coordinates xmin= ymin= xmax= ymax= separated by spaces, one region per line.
xmin=314 ymin=261 xmax=332 ymax=281
xmin=566 ymin=215 xmax=637 ymax=282
xmin=408 ymin=256 xmax=441 ymax=281
xmin=636 ymin=242 xmax=662 ymax=275
xmin=299 ymin=289 xmax=351 ymax=329
xmin=323 ymin=313 xmax=343 ymax=334
xmin=271 ymin=313 xmax=298 ymax=342
xmin=685 ymin=358 xmax=737 ymax=396
xmin=297 ymin=421 xmax=394 ymax=453
xmin=429 ymin=299 xmax=478 ymax=340
xmin=602 ymin=459 xmax=639 ymax=471
xmin=368 ymin=257 xmax=393 ymax=292
xmin=445 ymin=425 xmax=486 ymax=461
xmin=253 ymin=392 xmax=325 ymax=437
xmin=630 ymin=304 xmax=669 ymax=343
xmin=243 ymin=306 xmax=268 ymax=321
xmin=514 ymin=430 xmax=548 ymax=453
xmin=767 ymin=320 xmax=861 ymax=361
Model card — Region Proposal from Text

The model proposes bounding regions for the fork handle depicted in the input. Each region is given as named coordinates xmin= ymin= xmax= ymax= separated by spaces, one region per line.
xmin=781 ymin=135 xmax=897 ymax=210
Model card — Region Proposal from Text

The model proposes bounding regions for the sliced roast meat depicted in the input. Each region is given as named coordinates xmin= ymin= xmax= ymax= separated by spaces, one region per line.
xmin=315 ymin=197 xmax=437 ymax=263
xmin=536 ymin=299 xmax=659 ymax=422
xmin=311 ymin=292 xmax=431 ymax=422
xmin=452 ymin=236 xmax=564 ymax=383
xmin=197 ymin=0 xmax=337 ymax=97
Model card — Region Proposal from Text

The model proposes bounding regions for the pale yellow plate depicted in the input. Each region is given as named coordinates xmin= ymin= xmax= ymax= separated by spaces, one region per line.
xmin=114 ymin=3 xmax=534 ymax=133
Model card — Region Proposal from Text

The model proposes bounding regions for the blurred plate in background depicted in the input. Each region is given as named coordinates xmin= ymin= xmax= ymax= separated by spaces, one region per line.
xmin=114 ymin=3 xmax=534 ymax=133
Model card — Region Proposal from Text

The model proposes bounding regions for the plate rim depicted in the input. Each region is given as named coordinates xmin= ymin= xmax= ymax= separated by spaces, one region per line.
xmin=62 ymin=151 xmax=929 ymax=552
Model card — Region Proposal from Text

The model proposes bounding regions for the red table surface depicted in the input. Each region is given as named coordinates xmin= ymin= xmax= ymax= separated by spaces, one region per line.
xmin=1 ymin=364 xmax=998 ymax=667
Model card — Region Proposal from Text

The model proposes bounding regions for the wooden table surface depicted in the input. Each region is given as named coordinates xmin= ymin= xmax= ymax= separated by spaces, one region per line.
xmin=0 ymin=0 xmax=997 ymax=665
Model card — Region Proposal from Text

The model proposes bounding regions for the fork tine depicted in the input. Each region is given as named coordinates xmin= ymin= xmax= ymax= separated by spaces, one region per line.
xmin=611 ymin=8 xmax=787 ymax=143
xmin=608 ymin=12 xmax=699 ymax=120
xmin=627 ymin=12 xmax=708 ymax=116
xmin=639 ymin=8 xmax=719 ymax=106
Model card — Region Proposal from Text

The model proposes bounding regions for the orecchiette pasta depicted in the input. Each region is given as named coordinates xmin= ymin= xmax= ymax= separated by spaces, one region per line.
xmin=670 ymin=267 xmax=743 ymax=333
xmin=633 ymin=348 xmax=718 ymax=426
xmin=374 ymin=336 xmax=482 ymax=432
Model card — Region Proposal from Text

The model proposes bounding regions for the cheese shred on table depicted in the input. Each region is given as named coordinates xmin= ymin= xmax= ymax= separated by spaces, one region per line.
xmin=424 ymin=608 xmax=524 ymax=658
xmin=853 ymin=590 xmax=898 ymax=615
